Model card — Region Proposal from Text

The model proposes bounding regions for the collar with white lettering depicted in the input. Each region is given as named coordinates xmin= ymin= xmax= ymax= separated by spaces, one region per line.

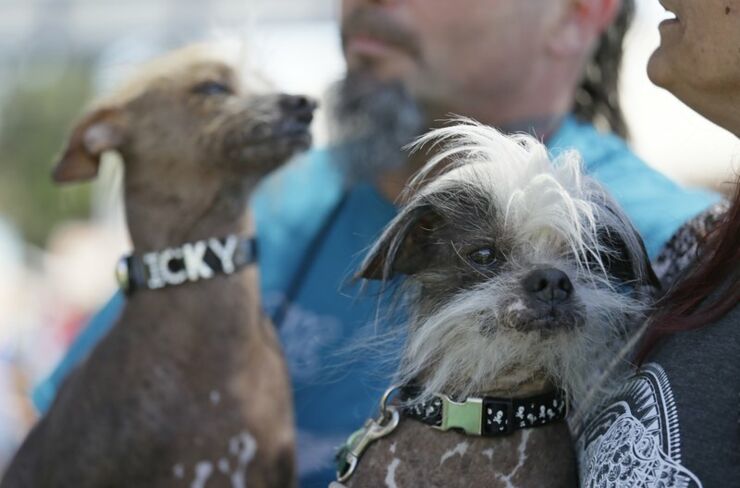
xmin=115 ymin=236 xmax=258 ymax=295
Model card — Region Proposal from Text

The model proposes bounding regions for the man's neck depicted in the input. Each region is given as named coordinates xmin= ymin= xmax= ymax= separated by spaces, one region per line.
xmin=375 ymin=115 xmax=565 ymax=202
xmin=497 ymin=114 xmax=564 ymax=141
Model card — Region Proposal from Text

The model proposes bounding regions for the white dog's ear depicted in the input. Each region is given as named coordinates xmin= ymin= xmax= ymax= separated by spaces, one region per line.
xmin=632 ymin=233 xmax=661 ymax=291
xmin=600 ymin=204 xmax=662 ymax=291
xmin=604 ymin=229 xmax=661 ymax=291
xmin=358 ymin=204 xmax=442 ymax=280
xmin=52 ymin=107 xmax=127 ymax=184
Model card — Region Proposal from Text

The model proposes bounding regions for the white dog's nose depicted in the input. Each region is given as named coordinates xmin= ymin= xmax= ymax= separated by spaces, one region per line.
xmin=522 ymin=267 xmax=573 ymax=305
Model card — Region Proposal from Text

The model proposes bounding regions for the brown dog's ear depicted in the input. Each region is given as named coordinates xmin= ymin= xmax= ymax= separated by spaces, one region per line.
xmin=358 ymin=204 xmax=442 ymax=281
xmin=52 ymin=107 xmax=126 ymax=184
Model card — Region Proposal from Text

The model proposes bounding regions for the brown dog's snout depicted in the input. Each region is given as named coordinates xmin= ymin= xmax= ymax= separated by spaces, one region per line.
xmin=522 ymin=267 xmax=573 ymax=305
xmin=279 ymin=94 xmax=317 ymax=123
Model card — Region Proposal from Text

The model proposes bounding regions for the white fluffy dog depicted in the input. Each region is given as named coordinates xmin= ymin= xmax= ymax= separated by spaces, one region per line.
xmin=338 ymin=121 xmax=658 ymax=487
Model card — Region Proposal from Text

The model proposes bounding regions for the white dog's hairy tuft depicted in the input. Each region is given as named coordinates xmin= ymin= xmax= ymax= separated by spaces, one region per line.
xmin=405 ymin=119 xmax=639 ymax=280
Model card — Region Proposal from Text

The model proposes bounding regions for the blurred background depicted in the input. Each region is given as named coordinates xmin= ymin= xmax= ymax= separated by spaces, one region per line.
xmin=0 ymin=0 xmax=737 ymax=471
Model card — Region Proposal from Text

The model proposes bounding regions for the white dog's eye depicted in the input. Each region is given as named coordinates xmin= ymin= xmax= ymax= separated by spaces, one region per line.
xmin=468 ymin=247 xmax=497 ymax=266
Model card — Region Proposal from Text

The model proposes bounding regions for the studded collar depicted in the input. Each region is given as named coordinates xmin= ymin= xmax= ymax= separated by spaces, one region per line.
xmin=400 ymin=386 xmax=568 ymax=436
xmin=115 ymin=235 xmax=258 ymax=295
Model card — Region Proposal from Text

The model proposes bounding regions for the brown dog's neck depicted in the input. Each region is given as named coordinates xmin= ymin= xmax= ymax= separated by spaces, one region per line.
xmin=122 ymin=165 xmax=260 ymax=252
xmin=126 ymin=266 xmax=263 ymax=322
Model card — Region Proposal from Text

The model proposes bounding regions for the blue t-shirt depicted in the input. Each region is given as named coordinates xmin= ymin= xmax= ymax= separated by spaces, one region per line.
xmin=32 ymin=116 xmax=719 ymax=487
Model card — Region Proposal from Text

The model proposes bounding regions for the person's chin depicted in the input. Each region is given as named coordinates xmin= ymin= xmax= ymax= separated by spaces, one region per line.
xmin=648 ymin=18 xmax=688 ymax=87
xmin=356 ymin=68 xmax=412 ymax=89
xmin=647 ymin=45 xmax=675 ymax=90
xmin=346 ymin=54 xmax=415 ymax=85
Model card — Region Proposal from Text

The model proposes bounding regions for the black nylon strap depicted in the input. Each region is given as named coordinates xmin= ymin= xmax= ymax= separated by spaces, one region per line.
xmin=117 ymin=236 xmax=258 ymax=295
xmin=401 ymin=387 xmax=567 ymax=436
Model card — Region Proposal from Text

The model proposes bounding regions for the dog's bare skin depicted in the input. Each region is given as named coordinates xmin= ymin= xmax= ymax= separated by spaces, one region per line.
xmin=345 ymin=379 xmax=575 ymax=488
xmin=340 ymin=123 xmax=657 ymax=487
xmin=349 ymin=419 xmax=574 ymax=488
xmin=0 ymin=44 xmax=314 ymax=488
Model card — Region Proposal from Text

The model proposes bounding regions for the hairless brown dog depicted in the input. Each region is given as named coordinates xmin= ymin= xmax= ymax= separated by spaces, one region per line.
xmin=1 ymin=43 xmax=315 ymax=488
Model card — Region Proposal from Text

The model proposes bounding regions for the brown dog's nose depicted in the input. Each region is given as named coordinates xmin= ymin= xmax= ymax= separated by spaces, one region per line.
xmin=279 ymin=94 xmax=317 ymax=122
xmin=522 ymin=267 xmax=573 ymax=305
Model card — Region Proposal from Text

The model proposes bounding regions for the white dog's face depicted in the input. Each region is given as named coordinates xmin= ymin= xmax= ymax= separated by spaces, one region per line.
xmin=360 ymin=122 xmax=658 ymax=401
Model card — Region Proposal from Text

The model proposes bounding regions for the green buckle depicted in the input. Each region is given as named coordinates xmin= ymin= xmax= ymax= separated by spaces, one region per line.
xmin=435 ymin=395 xmax=483 ymax=435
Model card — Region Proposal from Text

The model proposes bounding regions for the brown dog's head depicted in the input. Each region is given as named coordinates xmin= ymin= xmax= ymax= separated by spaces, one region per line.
xmin=51 ymin=43 xmax=315 ymax=245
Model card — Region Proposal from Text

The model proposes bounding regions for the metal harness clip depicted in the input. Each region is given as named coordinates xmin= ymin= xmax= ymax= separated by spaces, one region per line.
xmin=336 ymin=386 xmax=401 ymax=483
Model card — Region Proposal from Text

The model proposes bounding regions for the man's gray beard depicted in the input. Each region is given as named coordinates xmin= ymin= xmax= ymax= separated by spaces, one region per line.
xmin=326 ymin=73 xmax=426 ymax=184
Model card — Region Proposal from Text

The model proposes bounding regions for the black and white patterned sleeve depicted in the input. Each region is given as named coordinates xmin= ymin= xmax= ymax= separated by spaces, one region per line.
xmin=652 ymin=201 xmax=730 ymax=288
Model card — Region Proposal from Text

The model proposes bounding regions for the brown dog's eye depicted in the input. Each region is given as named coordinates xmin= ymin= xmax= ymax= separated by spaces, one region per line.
xmin=468 ymin=247 xmax=497 ymax=266
xmin=192 ymin=81 xmax=233 ymax=96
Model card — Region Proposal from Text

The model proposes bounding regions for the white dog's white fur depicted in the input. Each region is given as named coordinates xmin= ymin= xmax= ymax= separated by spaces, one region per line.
xmin=361 ymin=120 xmax=656 ymax=406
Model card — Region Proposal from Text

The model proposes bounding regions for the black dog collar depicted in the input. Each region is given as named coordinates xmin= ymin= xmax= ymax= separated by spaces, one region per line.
xmin=115 ymin=235 xmax=258 ymax=295
xmin=401 ymin=387 xmax=567 ymax=436
xmin=335 ymin=385 xmax=568 ymax=483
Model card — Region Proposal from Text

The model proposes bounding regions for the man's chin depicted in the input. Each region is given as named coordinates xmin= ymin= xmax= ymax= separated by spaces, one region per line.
xmin=345 ymin=51 xmax=419 ymax=85
xmin=326 ymin=72 xmax=425 ymax=182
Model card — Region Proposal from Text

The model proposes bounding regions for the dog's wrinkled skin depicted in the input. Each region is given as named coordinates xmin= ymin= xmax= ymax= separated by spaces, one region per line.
xmin=0 ymin=44 xmax=314 ymax=488
xmin=343 ymin=122 xmax=658 ymax=487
